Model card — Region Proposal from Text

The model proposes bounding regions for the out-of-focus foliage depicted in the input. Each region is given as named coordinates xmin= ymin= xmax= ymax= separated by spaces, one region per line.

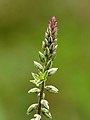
xmin=0 ymin=0 xmax=90 ymax=120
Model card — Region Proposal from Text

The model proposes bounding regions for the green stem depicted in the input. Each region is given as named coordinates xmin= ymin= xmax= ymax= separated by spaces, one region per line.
xmin=38 ymin=81 xmax=45 ymax=115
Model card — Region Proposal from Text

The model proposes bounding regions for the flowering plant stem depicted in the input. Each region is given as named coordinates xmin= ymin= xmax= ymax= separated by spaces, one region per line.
xmin=27 ymin=16 xmax=59 ymax=120
xmin=38 ymin=81 xmax=44 ymax=115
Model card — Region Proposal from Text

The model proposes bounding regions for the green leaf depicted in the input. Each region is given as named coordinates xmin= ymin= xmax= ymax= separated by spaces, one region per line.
xmin=39 ymin=51 xmax=45 ymax=63
xmin=44 ymin=70 xmax=48 ymax=79
xmin=34 ymin=114 xmax=41 ymax=120
xmin=37 ymin=79 xmax=44 ymax=86
xmin=44 ymin=38 xmax=48 ymax=46
xmin=45 ymin=85 xmax=59 ymax=93
xmin=41 ymin=99 xmax=49 ymax=109
xmin=45 ymin=60 xmax=52 ymax=70
xmin=44 ymin=47 xmax=50 ymax=57
xmin=54 ymin=45 xmax=58 ymax=50
xmin=32 ymin=73 xmax=40 ymax=80
xmin=28 ymin=88 xmax=40 ymax=94
xmin=30 ymin=80 xmax=38 ymax=85
xmin=54 ymin=38 xmax=57 ymax=43
xmin=38 ymin=69 xmax=42 ymax=75
xmin=31 ymin=119 xmax=35 ymax=120
xmin=39 ymin=73 xmax=44 ymax=80
xmin=27 ymin=104 xmax=38 ymax=115
xmin=51 ymin=51 xmax=56 ymax=60
xmin=31 ymin=114 xmax=41 ymax=120
xmin=49 ymin=43 xmax=55 ymax=51
xmin=45 ymin=32 xmax=48 ymax=39
xmin=42 ymin=41 xmax=45 ymax=50
xmin=50 ymin=36 xmax=53 ymax=43
xmin=48 ymin=68 xmax=58 ymax=76
xmin=30 ymin=80 xmax=41 ymax=87
xmin=34 ymin=61 xmax=43 ymax=70
xmin=41 ymin=108 xmax=52 ymax=119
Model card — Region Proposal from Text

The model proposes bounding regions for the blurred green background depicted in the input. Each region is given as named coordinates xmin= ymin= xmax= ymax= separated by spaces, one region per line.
xmin=0 ymin=0 xmax=90 ymax=120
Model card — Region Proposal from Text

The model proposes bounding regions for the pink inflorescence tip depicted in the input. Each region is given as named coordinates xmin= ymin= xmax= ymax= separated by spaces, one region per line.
xmin=48 ymin=16 xmax=57 ymax=38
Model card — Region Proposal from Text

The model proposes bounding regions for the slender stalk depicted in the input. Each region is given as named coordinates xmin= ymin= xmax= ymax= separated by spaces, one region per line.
xmin=38 ymin=82 xmax=44 ymax=115
xmin=38 ymin=64 xmax=46 ymax=115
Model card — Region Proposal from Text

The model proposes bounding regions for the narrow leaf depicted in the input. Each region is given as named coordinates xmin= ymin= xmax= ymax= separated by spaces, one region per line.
xmin=54 ymin=45 xmax=58 ymax=50
xmin=44 ymin=38 xmax=48 ymax=46
xmin=34 ymin=61 xmax=43 ymax=70
xmin=51 ymin=51 xmax=56 ymax=60
xmin=41 ymin=108 xmax=52 ymax=119
xmin=42 ymin=41 xmax=45 ymax=50
xmin=49 ymin=43 xmax=55 ymax=51
xmin=48 ymin=68 xmax=58 ymax=76
xmin=27 ymin=104 xmax=38 ymax=115
xmin=44 ymin=70 xmax=48 ymax=79
xmin=30 ymin=80 xmax=38 ymax=85
xmin=45 ymin=60 xmax=52 ymax=70
xmin=45 ymin=85 xmax=59 ymax=93
xmin=37 ymin=79 xmax=44 ymax=86
xmin=28 ymin=88 xmax=40 ymax=94
xmin=44 ymin=47 xmax=50 ymax=57
xmin=50 ymin=36 xmax=53 ymax=43
xmin=54 ymin=38 xmax=57 ymax=43
xmin=32 ymin=73 xmax=40 ymax=80
xmin=34 ymin=114 xmax=41 ymax=120
xmin=39 ymin=51 xmax=45 ymax=63
xmin=41 ymin=99 xmax=49 ymax=109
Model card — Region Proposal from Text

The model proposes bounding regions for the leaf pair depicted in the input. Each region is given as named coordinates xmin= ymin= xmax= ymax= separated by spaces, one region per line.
xmin=27 ymin=101 xmax=51 ymax=119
